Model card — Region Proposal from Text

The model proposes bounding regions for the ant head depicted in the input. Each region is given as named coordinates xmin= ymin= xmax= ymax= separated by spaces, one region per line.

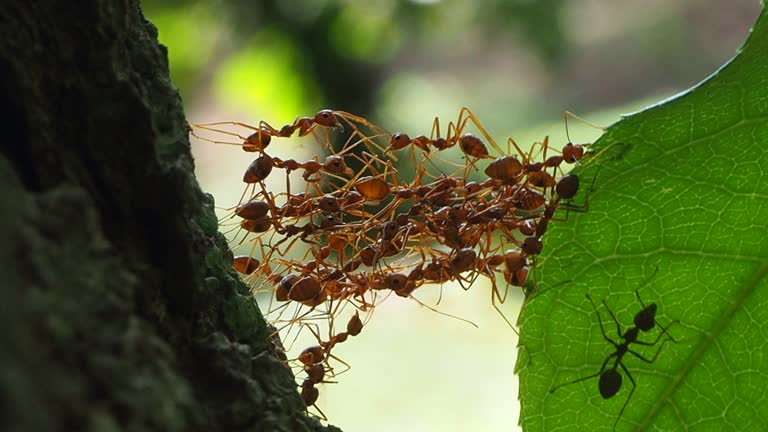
xmin=299 ymin=345 xmax=325 ymax=365
xmin=380 ymin=220 xmax=399 ymax=241
xmin=384 ymin=272 xmax=408 ymax=292
xmin=451 ymin=248 xmax=477 ymax=274
xmin=313 ymin=109 xmax=339 ymax=127
xmin=634 ymin=303 xmax=658 ymax=331
xmin=388 ymin=133 xmax=412 ymax=151
xmin=522 ymin=237 xmax=543 ymax=255
xmin=598 ymin=369 xmax=622 ymax=399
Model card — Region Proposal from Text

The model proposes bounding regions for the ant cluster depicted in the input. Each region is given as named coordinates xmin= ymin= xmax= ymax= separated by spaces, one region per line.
xmin=192 ymin=108 xmax=591 ymax=418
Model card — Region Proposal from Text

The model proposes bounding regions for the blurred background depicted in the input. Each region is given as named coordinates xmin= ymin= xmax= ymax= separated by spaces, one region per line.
xmin=142 ymin=0 xmax=761 ymax=430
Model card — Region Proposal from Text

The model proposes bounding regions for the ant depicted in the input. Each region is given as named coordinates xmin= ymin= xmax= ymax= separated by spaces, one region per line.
xmin=516 ymin=167 xmax=600 ymax=264
xmin=386 ymin=108 xmax=501 ymax=180
xmin=294 ymin=309 xmax=367 ymax=420
xmin=192 ymin=109 xmax=390 ymax=154
xmin=561 ymin=111 xmax=594 ymax=164
xmin=550 ymin=278 xmax=677 ymax=431
xmin=386 ymin=107 xmax=504 ymax=155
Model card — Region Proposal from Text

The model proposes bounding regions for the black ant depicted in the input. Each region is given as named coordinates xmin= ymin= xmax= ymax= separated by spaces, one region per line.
xmin=550 ymin=281 xmax=677 ymax=431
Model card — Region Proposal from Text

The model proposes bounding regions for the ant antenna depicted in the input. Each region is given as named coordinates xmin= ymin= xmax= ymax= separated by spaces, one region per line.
xmin=409 ymin=293 xmax=479 ymax=328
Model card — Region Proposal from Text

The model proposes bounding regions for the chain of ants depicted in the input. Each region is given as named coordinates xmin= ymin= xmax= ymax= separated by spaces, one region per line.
xmin=192 ymin=108 xmax=590 ymax=418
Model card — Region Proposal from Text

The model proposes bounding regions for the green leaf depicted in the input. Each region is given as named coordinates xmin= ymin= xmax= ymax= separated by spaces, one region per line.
xmin=518 ymin=5 xmax=768 ymax=432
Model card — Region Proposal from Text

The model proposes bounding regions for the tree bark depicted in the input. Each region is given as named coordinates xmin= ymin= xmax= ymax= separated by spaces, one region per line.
xmin=0 ymin=1 xmax=340 ymax=431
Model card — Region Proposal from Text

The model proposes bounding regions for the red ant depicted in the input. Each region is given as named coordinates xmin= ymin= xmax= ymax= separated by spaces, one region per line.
xmin=192 ymin=109 xmax=391 ymax=154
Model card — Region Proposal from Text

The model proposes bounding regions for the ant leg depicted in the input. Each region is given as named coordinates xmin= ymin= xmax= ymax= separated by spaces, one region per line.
xmin=549 ymin=352 xmax=616 ymax=393
xmin=558 ymin=166 xmax=601 ymax=215
xmin=271 ymin=235 xmax=302 ymax=257
xmin=629 ymin=320 xmax=679 ymax=350
xmin=614 ymin=362 xmax=637 ymax=431
xmin=190 ymin=128 xmax=251 ymax=148
xmin=587 ymin=294 xmax=621 ymax=346
xmin=505 ymin=138 xmax=527 ymax=165
xmin=634 ymin=319 xmax=679 ymax=347
xmin=599 ymin=297 xmax=624 ymax=341
xmin=446 ymin=119 xmax=460 ymax=147
xmin=538 ymin=135 xmax=550 ymax=162
xmin=635 ymin=267 xmax=660 ymax=306
xmin=634 ymin=290 xmax=648 ymax=311
xmin=430 ymin=116 xmax=442 ymax=141
xmin=459 ymin=270 xmax=477 ymax=291
xmin=337 ymin=129 xmax=369 ymax=155
xmin=489 ymin=267 xmax=509 ymax=305
xmin=486 ymin=266 xmax=520 ymax=336
xmin=456 ymin=107 xmax=505 ymax=155
xmin=278 ymin=309 xmax=321 ymax=352
xmin=335 ymin=112 xmax=391 ymax=154
xmin=193 ymin=120 xmax=279 ymax=134
xmin=326 ymin=351 xmax=352 ymax=376
xmin=490 ymin=289 xmax=519 ymax=336
xmin=523 ymin=278 xmax=571 ymax=302
xmin=407 ymin=293 xmax=479 ymax=328
xmin=627 ymin=333 xmax=676 ymax=365
xmin=192 ymin=121 xmax=280 ymax=148
xmin=656 ymin=319 xmax=679 ymax=344
xmin=563 ymin=111 xmax=605 ymax=143
xmin=309 ymin=403 xmax=328 ymax=421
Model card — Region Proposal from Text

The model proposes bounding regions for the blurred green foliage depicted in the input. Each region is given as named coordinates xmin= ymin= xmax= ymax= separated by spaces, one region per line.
xmin=143 ymin=0 xmax=565 ymax=117
xmin=146 ymin=2 xmax=220 ymax=94
xmin=212 ymin=30 xmax=321 ymax=119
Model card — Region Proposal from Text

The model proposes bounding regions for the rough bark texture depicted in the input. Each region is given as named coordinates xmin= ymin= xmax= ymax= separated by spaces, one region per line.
xmin=0 ymin=1 xmax=340 ymax=431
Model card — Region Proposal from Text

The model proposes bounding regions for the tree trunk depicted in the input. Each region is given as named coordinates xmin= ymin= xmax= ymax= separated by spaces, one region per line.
xmin=0 ymin=1 xmax=340 ymax=431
